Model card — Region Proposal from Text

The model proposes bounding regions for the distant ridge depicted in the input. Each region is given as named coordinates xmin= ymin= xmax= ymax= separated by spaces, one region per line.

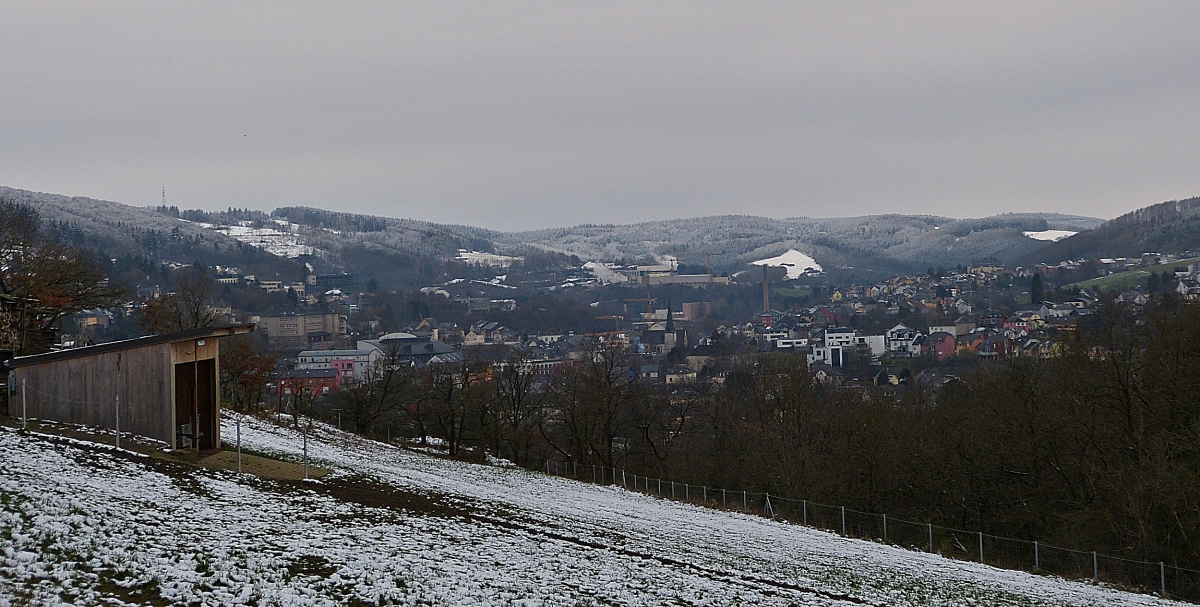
xmin=2 ymin=185 xmax=1114 ymax=278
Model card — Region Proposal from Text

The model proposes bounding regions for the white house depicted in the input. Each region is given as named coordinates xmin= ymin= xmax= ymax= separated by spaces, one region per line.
xmin=885 ymin=324 xmax=923 ymax=357
xmin=853 ymin=334 xmax=886 ymax=358
xmin=822 ymin=327 xmax=856 ymax=348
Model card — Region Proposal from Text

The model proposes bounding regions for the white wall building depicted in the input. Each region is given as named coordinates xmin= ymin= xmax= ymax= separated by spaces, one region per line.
xmin=296 ymin=349 xmax=382 ymax=382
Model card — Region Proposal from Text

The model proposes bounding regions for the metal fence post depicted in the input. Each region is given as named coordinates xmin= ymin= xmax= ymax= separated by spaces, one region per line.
xmin=22 ymin=379 xmax=27 ymax=430
xmin=1034 ymin=541 xmax=1039 ymax=570
xmin=743 ymin=491 xmax=747 ymax=512
xmin=882 ymin=514 xmax=887 ymax=543
xmin=765 ymin=493 xmax=773 ymax=518
xmin=303 ymin=425 xmax=309 ymax=480
xmin=115 ymin=395 xmax=120 ymax=449
xmin=979 ymin=532 xmax=984 ymax=563
xmin=685 ymin=483 xmax=689 ymax=501
xmin=841 ymin=506 xmax=846 ymax=535
xmin=802 ymin=500 xmax=807 ymax=526
xmin=722 ymin=488 xmax=726 ymax=508
xmin=657 ymin=478 xmax=661 ymax=495
xmin=592 ymin=465 xmax=596 ymax=484
xmin=1161 ymin=562 xmax=1166 ymax=596
xmin=928 ymin=523 xmax=934 ymax=553
xmin=1093 ymin=551 xmax=1098 ymax=580
xmin=703 ymin=486 xmax=707 ymax=502
xmin=236 ymin=414 xmax=242 ymax=473
xmin=622 ymin=470 xmax=626 ymax=488
xmin=671 ymin=481 xmax=675 ymax=499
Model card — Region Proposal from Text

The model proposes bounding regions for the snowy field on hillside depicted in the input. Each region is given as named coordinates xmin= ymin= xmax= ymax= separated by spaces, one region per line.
xmin=0 ymin=418 xmax=1183 ymax=606
xmin=455 ymin=250 xmax=523 ymax=267
xmin=195 ymin=220 xmax=315 ymax=258
xmin=752 ymin=249 xmax=823 ymax=278
xmin=1023 ymin=230 xmax=1078 ymax=242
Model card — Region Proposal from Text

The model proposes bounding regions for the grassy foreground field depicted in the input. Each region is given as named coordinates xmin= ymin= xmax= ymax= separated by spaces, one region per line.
xmin=0 ymin=414 xmax=1186 ymax=606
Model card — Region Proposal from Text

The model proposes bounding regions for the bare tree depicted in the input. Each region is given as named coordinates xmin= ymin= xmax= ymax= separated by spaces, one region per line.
xmin=486 ymin=352 xmax=547 ymax=466
xmin=0 ymin=199 xmax=124 ymax=354
xmin=140 ymin=268 xmax=220 ymax=334
xmin=220 ymin=335 xmax=277 ymax=414
xmin=544 ymin=339 xmax=640 ymax=467
xmin=426 ymin=357 xmax=486 ymax=456
xmin=337 ymin=346 xmax=418 ymax=435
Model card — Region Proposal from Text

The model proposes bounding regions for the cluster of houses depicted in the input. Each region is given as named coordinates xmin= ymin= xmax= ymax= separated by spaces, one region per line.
xmin=1173 ymin=264 xmax=1200 ymax=300
xmin=715 ymin=289 xmax=1105 ymax=386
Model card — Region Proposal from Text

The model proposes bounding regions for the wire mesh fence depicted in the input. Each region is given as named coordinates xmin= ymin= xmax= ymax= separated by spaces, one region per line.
xmin=545 ymin=461 xmax=1199 ymax=603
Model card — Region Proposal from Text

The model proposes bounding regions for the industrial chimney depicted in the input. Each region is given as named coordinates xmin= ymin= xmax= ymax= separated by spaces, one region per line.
xmin=762 ymin=265 xmax=770 ymax=312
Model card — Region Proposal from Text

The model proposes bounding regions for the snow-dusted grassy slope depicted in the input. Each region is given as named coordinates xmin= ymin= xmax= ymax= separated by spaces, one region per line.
xmin=0 ymin=418 xmax=1181 ymax=606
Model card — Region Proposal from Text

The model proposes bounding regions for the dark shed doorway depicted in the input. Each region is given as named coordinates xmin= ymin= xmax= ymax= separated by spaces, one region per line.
xmin=175 ymin=359 xmax=217 ymax=451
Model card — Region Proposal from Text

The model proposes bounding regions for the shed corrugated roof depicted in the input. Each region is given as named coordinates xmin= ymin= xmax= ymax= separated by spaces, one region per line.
xmin=5 ymin=324 xmax=255 ymax=369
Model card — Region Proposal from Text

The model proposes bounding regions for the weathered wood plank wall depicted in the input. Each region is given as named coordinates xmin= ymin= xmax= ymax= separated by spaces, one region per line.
xmin=12 ymin=339 xmax=218 ymax=446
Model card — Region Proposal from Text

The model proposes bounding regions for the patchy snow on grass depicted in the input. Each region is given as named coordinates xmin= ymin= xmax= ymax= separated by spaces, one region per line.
xmin=455 ymin=250 xmax=523 ymax=267
xmin=1024 ymin=230 xmax=1078 ymax=242
xmin=0 ymin=417 xmax=1182 ymax=606
xmin=194 ymin=220 xmax=315 ymax=258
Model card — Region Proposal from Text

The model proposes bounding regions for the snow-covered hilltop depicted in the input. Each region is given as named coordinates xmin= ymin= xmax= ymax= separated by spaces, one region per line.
xmin=0 ymin=419 xmax=1179 ymax=606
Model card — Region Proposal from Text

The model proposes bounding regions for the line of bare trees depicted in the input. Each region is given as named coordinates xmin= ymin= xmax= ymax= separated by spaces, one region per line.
xmin=297 ymin=298 xmax=1200 ymax=569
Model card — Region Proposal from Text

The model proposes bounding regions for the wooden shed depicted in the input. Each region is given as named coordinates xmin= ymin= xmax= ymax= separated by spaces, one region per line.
xmin=5 ymin=324 xmax=254 ymax=451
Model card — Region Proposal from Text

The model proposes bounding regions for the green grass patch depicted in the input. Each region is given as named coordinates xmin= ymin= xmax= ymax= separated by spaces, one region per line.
xmin=1066 ymin=271 xmax=1150 ymax=292
xmin=1063 ymin=257 xmax=1200 ymax=292
xmin=773 ymin=287 xmax=811 ymax=298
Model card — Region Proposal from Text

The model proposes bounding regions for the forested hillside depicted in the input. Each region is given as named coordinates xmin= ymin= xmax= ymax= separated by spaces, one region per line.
xmin=1022 ymin=196 xmax=1200 ymax=265
xmin=500 ymin=213 xmax=1104 ymax=272
xmin=3 ymin=185 xmax=1111 ymax=290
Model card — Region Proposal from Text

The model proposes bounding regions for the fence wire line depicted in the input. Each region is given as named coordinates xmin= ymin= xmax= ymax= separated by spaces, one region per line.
xmin=546 ymin=461 xmax=1199 ymax=603
xmin=18 ymin=383 xmax=115 ymax=407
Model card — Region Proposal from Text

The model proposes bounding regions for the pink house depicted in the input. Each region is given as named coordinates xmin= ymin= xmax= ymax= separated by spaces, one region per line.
xmin=925 ymin=331 xmax=957 ymax=361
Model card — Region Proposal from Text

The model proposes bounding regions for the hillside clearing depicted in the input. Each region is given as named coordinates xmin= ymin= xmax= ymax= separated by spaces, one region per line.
xmin=0 ymin=415 xmax=1183 ymax=606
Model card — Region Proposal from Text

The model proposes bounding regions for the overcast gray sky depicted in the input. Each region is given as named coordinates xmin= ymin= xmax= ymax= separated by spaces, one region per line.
xmin=3 ymin=3 xmax=1199 ymax=230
